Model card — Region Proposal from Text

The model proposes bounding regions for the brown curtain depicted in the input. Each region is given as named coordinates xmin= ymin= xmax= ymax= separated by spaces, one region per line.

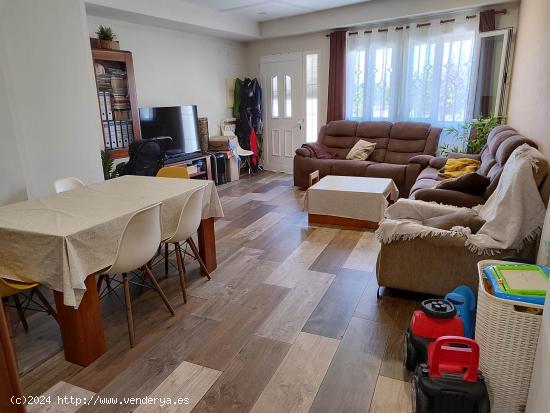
xmin=479 ymin=9 xmax=496 ymax=32
xmin=327 ymin=31 xmax=346 ymax=123
xmin=475 ymin=9 xmax=497 ymax=117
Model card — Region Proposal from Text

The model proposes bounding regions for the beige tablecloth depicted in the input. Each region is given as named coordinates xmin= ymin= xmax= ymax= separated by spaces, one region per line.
xmin=0 ymin=176 xmax=224 ymax=307
xmin=304 ymin=175 xmax=398 ymax=222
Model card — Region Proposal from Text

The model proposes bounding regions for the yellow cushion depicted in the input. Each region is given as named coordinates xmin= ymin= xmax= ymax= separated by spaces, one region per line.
xmin=0 ymin=278 xmax=38 ymax=298
xmin=439 ymin=158 xmax=480 ymax=179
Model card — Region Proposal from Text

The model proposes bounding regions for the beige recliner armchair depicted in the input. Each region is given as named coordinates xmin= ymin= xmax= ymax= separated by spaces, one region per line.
xmin=376 ymin=147 xmax=550 ymax=297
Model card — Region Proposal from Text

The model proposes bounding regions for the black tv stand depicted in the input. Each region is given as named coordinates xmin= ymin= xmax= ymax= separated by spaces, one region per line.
xmin=162 ymin=153 xmax=212 ymax=180
xmin=164 ymin=151 xmax=202 ymax=164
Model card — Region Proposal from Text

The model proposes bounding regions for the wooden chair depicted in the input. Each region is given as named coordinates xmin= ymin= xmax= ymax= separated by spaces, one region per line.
xmin=163 ymin=187 xmax=211 ymax=303
xmin=156 ymin=166 xmax=189 ymax=179
xmin=0 ymin=279 xmax=57 ymax=333
xmin=54 ymin=177 xmax=84 ymax=193
xmin=97 ymin=203 xmax=175 ymax=347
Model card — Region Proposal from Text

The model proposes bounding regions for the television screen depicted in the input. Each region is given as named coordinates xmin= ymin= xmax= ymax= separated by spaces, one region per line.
xmin=138 ymin=105 xmax=201 ymax=157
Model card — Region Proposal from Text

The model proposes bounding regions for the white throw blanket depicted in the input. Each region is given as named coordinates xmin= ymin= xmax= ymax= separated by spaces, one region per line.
xmin=376 ymin=144 xmax=547 ymax=255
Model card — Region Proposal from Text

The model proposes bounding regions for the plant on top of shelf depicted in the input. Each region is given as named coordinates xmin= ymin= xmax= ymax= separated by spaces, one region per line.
xmin=440 ymin=114 xmax=506 ymax=156
xmin=96 ymin=25 xmax=115 ymax=41
xmin=93 ymin=25 xmax=120 ymax=50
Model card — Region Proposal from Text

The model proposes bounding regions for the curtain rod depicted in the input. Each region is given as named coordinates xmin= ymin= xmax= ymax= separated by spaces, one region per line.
xmin=326 ymin=9 xmax=506 ymax=37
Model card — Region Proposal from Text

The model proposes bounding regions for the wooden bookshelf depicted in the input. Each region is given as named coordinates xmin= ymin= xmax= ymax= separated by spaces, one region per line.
xmin=91 ymin=48 xmax=141 ymax=159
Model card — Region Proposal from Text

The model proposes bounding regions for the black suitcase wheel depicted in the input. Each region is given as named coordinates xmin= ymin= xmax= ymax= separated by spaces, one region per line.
xmin=404 ymin=333 xmax=419 ymax=371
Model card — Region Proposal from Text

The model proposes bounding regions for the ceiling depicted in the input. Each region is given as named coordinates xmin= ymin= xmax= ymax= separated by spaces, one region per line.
xmin=180 ymin=0 xmax=371 ymax=22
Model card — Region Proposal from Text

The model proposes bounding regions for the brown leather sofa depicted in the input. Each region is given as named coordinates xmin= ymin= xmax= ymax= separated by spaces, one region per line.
xmin=294 ymin=120 xmax=441 ymax=196
xmin=408 ymin=125 xmax=539 ymax=207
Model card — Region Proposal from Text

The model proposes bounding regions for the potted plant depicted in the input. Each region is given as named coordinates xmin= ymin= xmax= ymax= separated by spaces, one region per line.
xmin=441 ymin=114 xmax=506 ymax=156
xmin=101 ymin=149 xmax=119 ymax=180
xmin=94 ymin=25 xmax=119 ymax=50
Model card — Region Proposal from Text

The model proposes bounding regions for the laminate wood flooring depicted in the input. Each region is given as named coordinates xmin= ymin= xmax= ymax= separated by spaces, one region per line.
xmin=15 ymin=172 xmax=422 ymax=413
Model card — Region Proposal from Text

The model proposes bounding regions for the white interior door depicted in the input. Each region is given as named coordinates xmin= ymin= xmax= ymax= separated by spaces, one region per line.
xmin=261 ymin=53 xmax=305 ymax=173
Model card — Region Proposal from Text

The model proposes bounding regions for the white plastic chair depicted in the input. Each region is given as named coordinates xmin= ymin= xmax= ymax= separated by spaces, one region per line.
xmin=164 ymin=187 xmax=211 ymax=303
xmin=54 ymin=177 xmax=84 ymax=193
xmin=97 ymin=203 xmax=175 ymax=347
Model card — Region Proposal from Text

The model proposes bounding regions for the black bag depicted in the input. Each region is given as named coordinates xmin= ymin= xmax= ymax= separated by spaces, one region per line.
xmin=121 ymin=140 xmax=162 ymax=176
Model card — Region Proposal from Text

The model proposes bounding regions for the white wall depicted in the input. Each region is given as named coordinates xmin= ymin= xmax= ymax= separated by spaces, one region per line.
xmin=87 ymin=15 xmax=247 ymax=142
xmin=507 ymin=1 xmax=550 ymax=411
xmin=0 ymin=0 xmax=104 ymax=199
xmin=0 ymin=53 xmax=27 ymax=205
xmin=246 ymin=32 xmax=330 ymax=127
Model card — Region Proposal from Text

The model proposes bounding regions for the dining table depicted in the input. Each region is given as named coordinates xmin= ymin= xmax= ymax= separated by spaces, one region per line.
xmin=0 ymin=176 xmax=224 ymax=382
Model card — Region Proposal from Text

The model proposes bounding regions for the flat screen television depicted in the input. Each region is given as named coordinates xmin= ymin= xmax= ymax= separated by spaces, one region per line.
xmin=138 ymin=105 xmax=201 ymax=161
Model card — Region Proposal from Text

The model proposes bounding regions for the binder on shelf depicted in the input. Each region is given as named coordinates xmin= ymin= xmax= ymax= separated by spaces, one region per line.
xmin=102 ymin=121 xmax=111 ymax=149
xmin=121 ymin=120 xmax=129 ymax=147
xmin=98 ymin=92 xmax=107 ymax=121
xmin=115 ymin=121 xmax=123 ymax=147
xmin=108 ymin=121 xmax=118 ymax=149
xmin=128 ymin=120 xmax=134 ymax=143
xmin=105 ymin=91 xmax=113 ymax=121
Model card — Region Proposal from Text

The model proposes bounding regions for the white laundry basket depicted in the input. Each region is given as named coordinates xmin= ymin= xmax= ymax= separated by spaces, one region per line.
xmin=475 ymin=260 xmax=544 ymax=413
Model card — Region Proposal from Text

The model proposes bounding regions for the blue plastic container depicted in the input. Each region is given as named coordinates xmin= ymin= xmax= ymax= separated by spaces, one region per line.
xmin=444 ymin=285 xmax=476 ymax=338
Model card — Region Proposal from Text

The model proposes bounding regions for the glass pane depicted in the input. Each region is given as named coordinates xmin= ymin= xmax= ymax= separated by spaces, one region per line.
xmin=372 ymin=47 xmax=393 ymax=119
xmin=474 ymin=33 xmax=506 ymax=117
xmin=285 ymin=75 xmax=292 ymax=118
xmin=350 ymin=50 xmax=366 ymax=118
xmin=306 ymin=53 xmax=319 ymax=143
xmin=271 ymin=75 xmax=279 ymax=118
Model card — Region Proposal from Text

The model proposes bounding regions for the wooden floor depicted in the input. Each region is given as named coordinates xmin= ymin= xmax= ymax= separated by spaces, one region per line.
xmin=12 ymin=171 xmax=421 ymax=413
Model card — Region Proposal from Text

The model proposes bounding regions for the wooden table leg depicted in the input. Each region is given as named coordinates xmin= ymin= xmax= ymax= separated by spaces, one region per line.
xmin=0 ymin=303 xmax=25 ymax=413
xmin=197 ymin=217 xmax=217 ymax=273
xmin=53 ymin=275 xmax=106 ymax=366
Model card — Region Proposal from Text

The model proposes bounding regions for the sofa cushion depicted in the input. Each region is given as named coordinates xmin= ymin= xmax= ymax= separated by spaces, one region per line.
xmin=365 ymin=163 xmax=407 ymax=187
xmin=346 ymin=140 xmax=376 ymax=160
xmin=436 ymin=173 xmax=491 ymax=195
xmin=330 ymin=159 xmax=374 ymax=176
xmin=321 ymin=120 xmax=357 ymax=149
xmin=355 ymin=122 xmax=392 ymax=162
xmin=384 ymin=121 xmax=432 ymax=164
xmin=417 ymin=167 xmax=443 ymax=182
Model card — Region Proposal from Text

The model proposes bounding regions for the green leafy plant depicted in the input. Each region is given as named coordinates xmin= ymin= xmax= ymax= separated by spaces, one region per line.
xmin=100 ymin=150 xmax=117 ymax=180
xmin=443 ymin=114 xmax=506 ymax=155
xmin=95 ymin=25 xmax=115 ymax=41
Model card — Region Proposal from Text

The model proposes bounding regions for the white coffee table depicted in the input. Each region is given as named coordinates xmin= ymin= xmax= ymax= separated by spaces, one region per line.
xmin=304 ymin=175 xmax=399 ymax=229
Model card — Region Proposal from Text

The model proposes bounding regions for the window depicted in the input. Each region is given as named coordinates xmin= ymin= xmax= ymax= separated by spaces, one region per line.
xmin=346 ymin=16 xmax=479 ymax=147
xmin=271 ymin=75 xmax=279 ymax=118
xmin=284 ymin=75 xmax=292 ymax=117
xmin=305 ymin=53 xmax=319 ymax=143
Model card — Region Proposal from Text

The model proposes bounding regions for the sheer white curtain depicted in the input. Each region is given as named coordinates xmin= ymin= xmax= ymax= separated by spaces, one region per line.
xmin=401 ymin=17 xmax=479 ymax=146
xmin=346 ymin=27 xmax=403 ymax=121
xmin=346 ymin=15 xmax=480 ymax=148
